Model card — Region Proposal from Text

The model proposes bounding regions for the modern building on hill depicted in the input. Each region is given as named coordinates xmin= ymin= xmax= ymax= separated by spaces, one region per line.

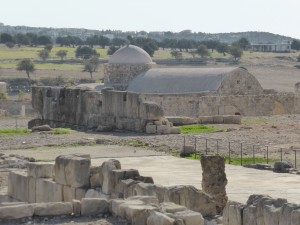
xmin=249 ymin=42 xmax=291 ymax=52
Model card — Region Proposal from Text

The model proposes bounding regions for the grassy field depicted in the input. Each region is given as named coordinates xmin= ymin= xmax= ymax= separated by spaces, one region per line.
xmin=179 ymin=125 xmax=216 ymax=134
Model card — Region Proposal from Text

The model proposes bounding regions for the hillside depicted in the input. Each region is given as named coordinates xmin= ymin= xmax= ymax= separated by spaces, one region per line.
xmin=0 ymin=23 xmax=295 ymax=44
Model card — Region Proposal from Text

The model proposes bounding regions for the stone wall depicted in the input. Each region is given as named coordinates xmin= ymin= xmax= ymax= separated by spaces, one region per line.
xmin=223 ymin=195 xmax=300 ymax=225
xmin=31 ymin=86 xmax=177 ymax=134
xmin=104 ymin=63 xmax=152 ymax=90
xmin=140 ymin=92 xmax=300 ymax=117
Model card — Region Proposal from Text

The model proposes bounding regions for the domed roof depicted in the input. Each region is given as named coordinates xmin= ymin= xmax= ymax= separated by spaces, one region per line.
xmin=109 ymin=45 xmax=153 ymax=65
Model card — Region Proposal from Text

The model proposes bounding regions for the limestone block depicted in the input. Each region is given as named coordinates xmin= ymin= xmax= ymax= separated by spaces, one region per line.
xmin=156 ymin=125 xmax=171 ymax=134
xmin=291 ymin=209 xmax=300 ymax=225
xmin=223 ymin=115 xmax=241 ymax=124
xmin=127 ymin=196 xmax=159 ymax=206
xmin=81 ymin=198 xmax=109 ymax=216
xmin=146 ymin=124 xmax=157 ymax=134
xmin=90 ymin=173 xmax=101 ymax=188
xmin=213 ymin=115 xmax=224 ymax=123
xmin=147 ymin=211 xmax=175 ymax=225
xmin=0 ymin=204 xmax=34 ymax=220
xmin=167 ymin=210 xmax=204 ymax=225
xmin=135 ymin=176 xmax=154 ymax=184
xmin=264 ymin=205 xmax=281 ymax=225
xmin=198 ymin=116 xmax=214 ymax=124
xmin=160 ymin=202 xmax=187 ymax=214
xmin=222 ymin=201 xmax=243 ymax=225
xmin=8 ymin=171 xmax=28 ymax=202
xmin=154 ymin=121 xmax=162 ymax=125
xmin=27 ymin=162 xmax=53 ymax=178
xmin=85 ymin=189 xmax=110 ymax=200
xmin=243 ymin=205 xmax=257 ymax=225
xmin=54 ymin=154 xmax=91 ymax=188
xmin=134 ymin=182 xmax=156 ymax=197
xmin=63 ymin=186 xmax=86 ymax=202
xmin=170 ymin=127 xmax=180 ymax=134
xmin=101 ymin=159 xmax=121 ymax=195
xmin=111 ymin=199 xmax=144 ymax=218
xmin=164 ymin=185 xmax=216 ymax=217
xmin=124 ymin=203 xmax=157 ymax=225
xmin=34 ymin=202 xmax=73 ymax=216
xmin=279 ymin=203 xmax=300 ymax=225
xmin=141 ymin=102 xmax=164 ymax=120
xmin=117 ymin=179 xmax=140 ymax=199
xmin=72 ymin=199 xmax=81 ymax=216
xmin=75 ymin=188 xmax=87 ymax=200
xmin=36 ymin=179 xmax=63 ymax=203
xmin=28 ymin=177 xmax=36 ymax=203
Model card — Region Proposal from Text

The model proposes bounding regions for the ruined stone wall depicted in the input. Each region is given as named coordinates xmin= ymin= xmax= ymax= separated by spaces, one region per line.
xmin=104 ymin=63 xmax=152 ymax=90
xmin=140 ymin=92 xmax=300 ymax=117
xmin=31 ymin=86 xmax=166 ymax=133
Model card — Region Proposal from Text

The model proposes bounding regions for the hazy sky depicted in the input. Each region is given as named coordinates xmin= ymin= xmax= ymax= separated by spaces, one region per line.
xmin=1 ymin=0 xmax=300 ymax=39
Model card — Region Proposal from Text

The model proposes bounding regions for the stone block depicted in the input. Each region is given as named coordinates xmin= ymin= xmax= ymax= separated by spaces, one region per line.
xmin=147 ymin=211 xmax=175 ymax=225
xmin=127 ymin=196 xmax=159 ymax=206
xmin=156 ymin=125 xmax=171 ymax=134
xmin=198 ymin=116 xmax=214 ymax=124
xmin=28 ymin=177 xmax=36 ymax=203
xmin=81 ymin=198 xmax=109 ymax=216
xmin=223 ymin=115 xmax=241 ymax=124
xmin=170 ymin=127 xmax=180 ymax=134
xmin=164 ymin=185 xmax=216 ymax=217
xmin=117 ymin=179 xmax=140 ymax=199
xmin=75 ymin=188 xmax=87 ymax=200
xmin=279 ymin=203 xmax=300 ymax=225
xmin=33 ymin=202 xmax=73 ymax=216
xmin=85 ymin=189 xmax=110 ymax=200
xmin=36 ymin=178 xmax=63 ymax=203
xmin=154 ymin=120 xmax=162 ymax=125
xmin=63 ymin=185 xmax=87 ymax=202
xmin=54 ymin=154 xmax=91 ymax=188
xmin=111 ymin=199 xmax=143 ymax=218
xmin=90 ymin=173 xmax=101 ymax=188
xmin=0 ymin=204 xmax=34 ymax=220
xmin=124 ymin=203 xmax=157 ymax=225
xmin=146 ymin=124 xmax=157 ymax=134
xmin=264 ymin=205 xmax=281 ymax=225
xmin=101 ymin=159 xmax=121 ymax=195
xmin=27 ymin=162 xmax=53 ymax=178
xmin=8 ymin=171 xmax=28 ymax=202
xmin=160 ymin=202 xmax=187 ymax=214
xmin=72 ymin=199 xmax=81 ymax=216
xmin=168 ymin=210 xmax=204 ymax=225
xmin=291 ymin=209 xmax=300 ymax=225
xmin=223 ymin=201 xmax=243 ymax=225
xmin=213 ymin=115 xmax=224 ymax=124
xmin=134 ymin=182 xmax=157 ymax=197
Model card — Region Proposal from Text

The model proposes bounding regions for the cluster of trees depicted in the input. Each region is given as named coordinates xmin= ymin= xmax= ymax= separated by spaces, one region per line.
xmin=0 ymin=33 xmax=52 ymax=47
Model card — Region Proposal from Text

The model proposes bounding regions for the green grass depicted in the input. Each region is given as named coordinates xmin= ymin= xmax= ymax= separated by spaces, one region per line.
xmin=179 ymin=125 xmax=216 ymax=134
xmin=51 ymin=128 xmax=72 ymax=135
xmin=0 ymin=129 xmax=30 ymax=135
xmin=183 ymin=153 xmax=276 ymax=165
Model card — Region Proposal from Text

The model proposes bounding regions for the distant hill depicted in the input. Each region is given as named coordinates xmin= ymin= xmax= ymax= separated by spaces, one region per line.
xmin=0 ymin=23 xmax=295 ymax=44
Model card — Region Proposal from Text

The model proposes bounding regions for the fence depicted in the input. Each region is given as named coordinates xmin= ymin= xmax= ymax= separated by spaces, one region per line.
xmin=182 ymin=135 xmax=299 ymax=169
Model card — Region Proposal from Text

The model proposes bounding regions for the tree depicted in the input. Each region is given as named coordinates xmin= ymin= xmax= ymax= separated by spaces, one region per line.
xmin=44 ymin=45 xmax=53 ymax=52
xmin=196 ymin=44 xmax=210 ymax=58
xmin=229 ymin=46 xmax=243 ymax=61
xmin=38 ymin=49 xmax=50 ymax=61
xmin=233 ymin=38 xmax=250 ymax=50
xmin=292 ymin=40 xmax=300 ymax=51
xmin=83 ymin=56 xmax=100 ymax=79
xmin=98 ymin=36 xmax=110 ymax=49
xmin=5 ymin=42 xmax=15 ymax=48
xmin=217 ymin=43 xmax=229 ymax=56
xmin=37 ymin=35 xmax=52 ymax=45
xmin=0 ymin=33 xmax=14 ymax=43
xmin=170 ymin=50 xmax=182 ymax=59
xmin=111 ymin=38 xmax=126 ymax=47
xmin=56 ymin=50 xmax=68 ymax=61
xmin=75 ymin=46 xmax=98 ymax=59
xmin=15 ymin=33 xmax=29 ymax=46
xmin=16 ymin=59 xmax=35 ymax=79
xmin=25 ymin=33 xmax=38 ymax=46
xmin=107 ymin=46 xmax=119 ymax=55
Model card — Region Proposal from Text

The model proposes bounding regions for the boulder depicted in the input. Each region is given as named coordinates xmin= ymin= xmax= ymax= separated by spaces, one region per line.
xmin=274 ymin=161 xmax=293 ymax=173
xmin=33 ymin=202 xmax=73 ymax=216
xmin=81 ymin=198 xmax=109 ymax=216
xmin=32 ymin=124 xmax=52 ymax=132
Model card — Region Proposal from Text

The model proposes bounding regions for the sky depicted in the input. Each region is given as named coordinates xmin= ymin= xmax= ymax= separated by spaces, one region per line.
xmin=1 ymin=0 xmax=300 ymax=39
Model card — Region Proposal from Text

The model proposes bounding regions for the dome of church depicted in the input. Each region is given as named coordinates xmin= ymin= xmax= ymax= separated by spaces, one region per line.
xmin=108 ymin=45 xmax=153 ymax=65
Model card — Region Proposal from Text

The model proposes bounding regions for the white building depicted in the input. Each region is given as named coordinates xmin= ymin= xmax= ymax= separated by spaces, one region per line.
xmin=250 ymin=42 xmax=291 ymax=53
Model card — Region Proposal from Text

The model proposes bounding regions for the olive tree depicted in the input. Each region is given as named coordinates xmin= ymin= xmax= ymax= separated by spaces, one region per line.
xmin=16 ymin=59 xmax=35 ymax=79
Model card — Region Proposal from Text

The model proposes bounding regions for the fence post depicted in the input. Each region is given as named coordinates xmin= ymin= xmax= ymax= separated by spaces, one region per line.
xmin=295 ymin=150 xmax=297 ymax=169
xmin=280 ymin=148 xmax=283 ymax=162
xmin=217 ymin=140 xmax=219 ymax=155
xmin=205 ymin=139 xmax=208 ymax=155
xmin=266 ymin=146 xmax=269 ymax=164
xmin=228 ymin=142 xmax=231 ymax=164
xmin=194 ymin=137 xmax=197 ymax=159
xmin=240 ymin=143 xmax=243 ymax=166
xmin=15 ymin=117 xmax=18 ymax=130
xmin=183 ymin=136 xmax=186 ymax=155
xmin=253 ymin=145 xmax=255 ymax=164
